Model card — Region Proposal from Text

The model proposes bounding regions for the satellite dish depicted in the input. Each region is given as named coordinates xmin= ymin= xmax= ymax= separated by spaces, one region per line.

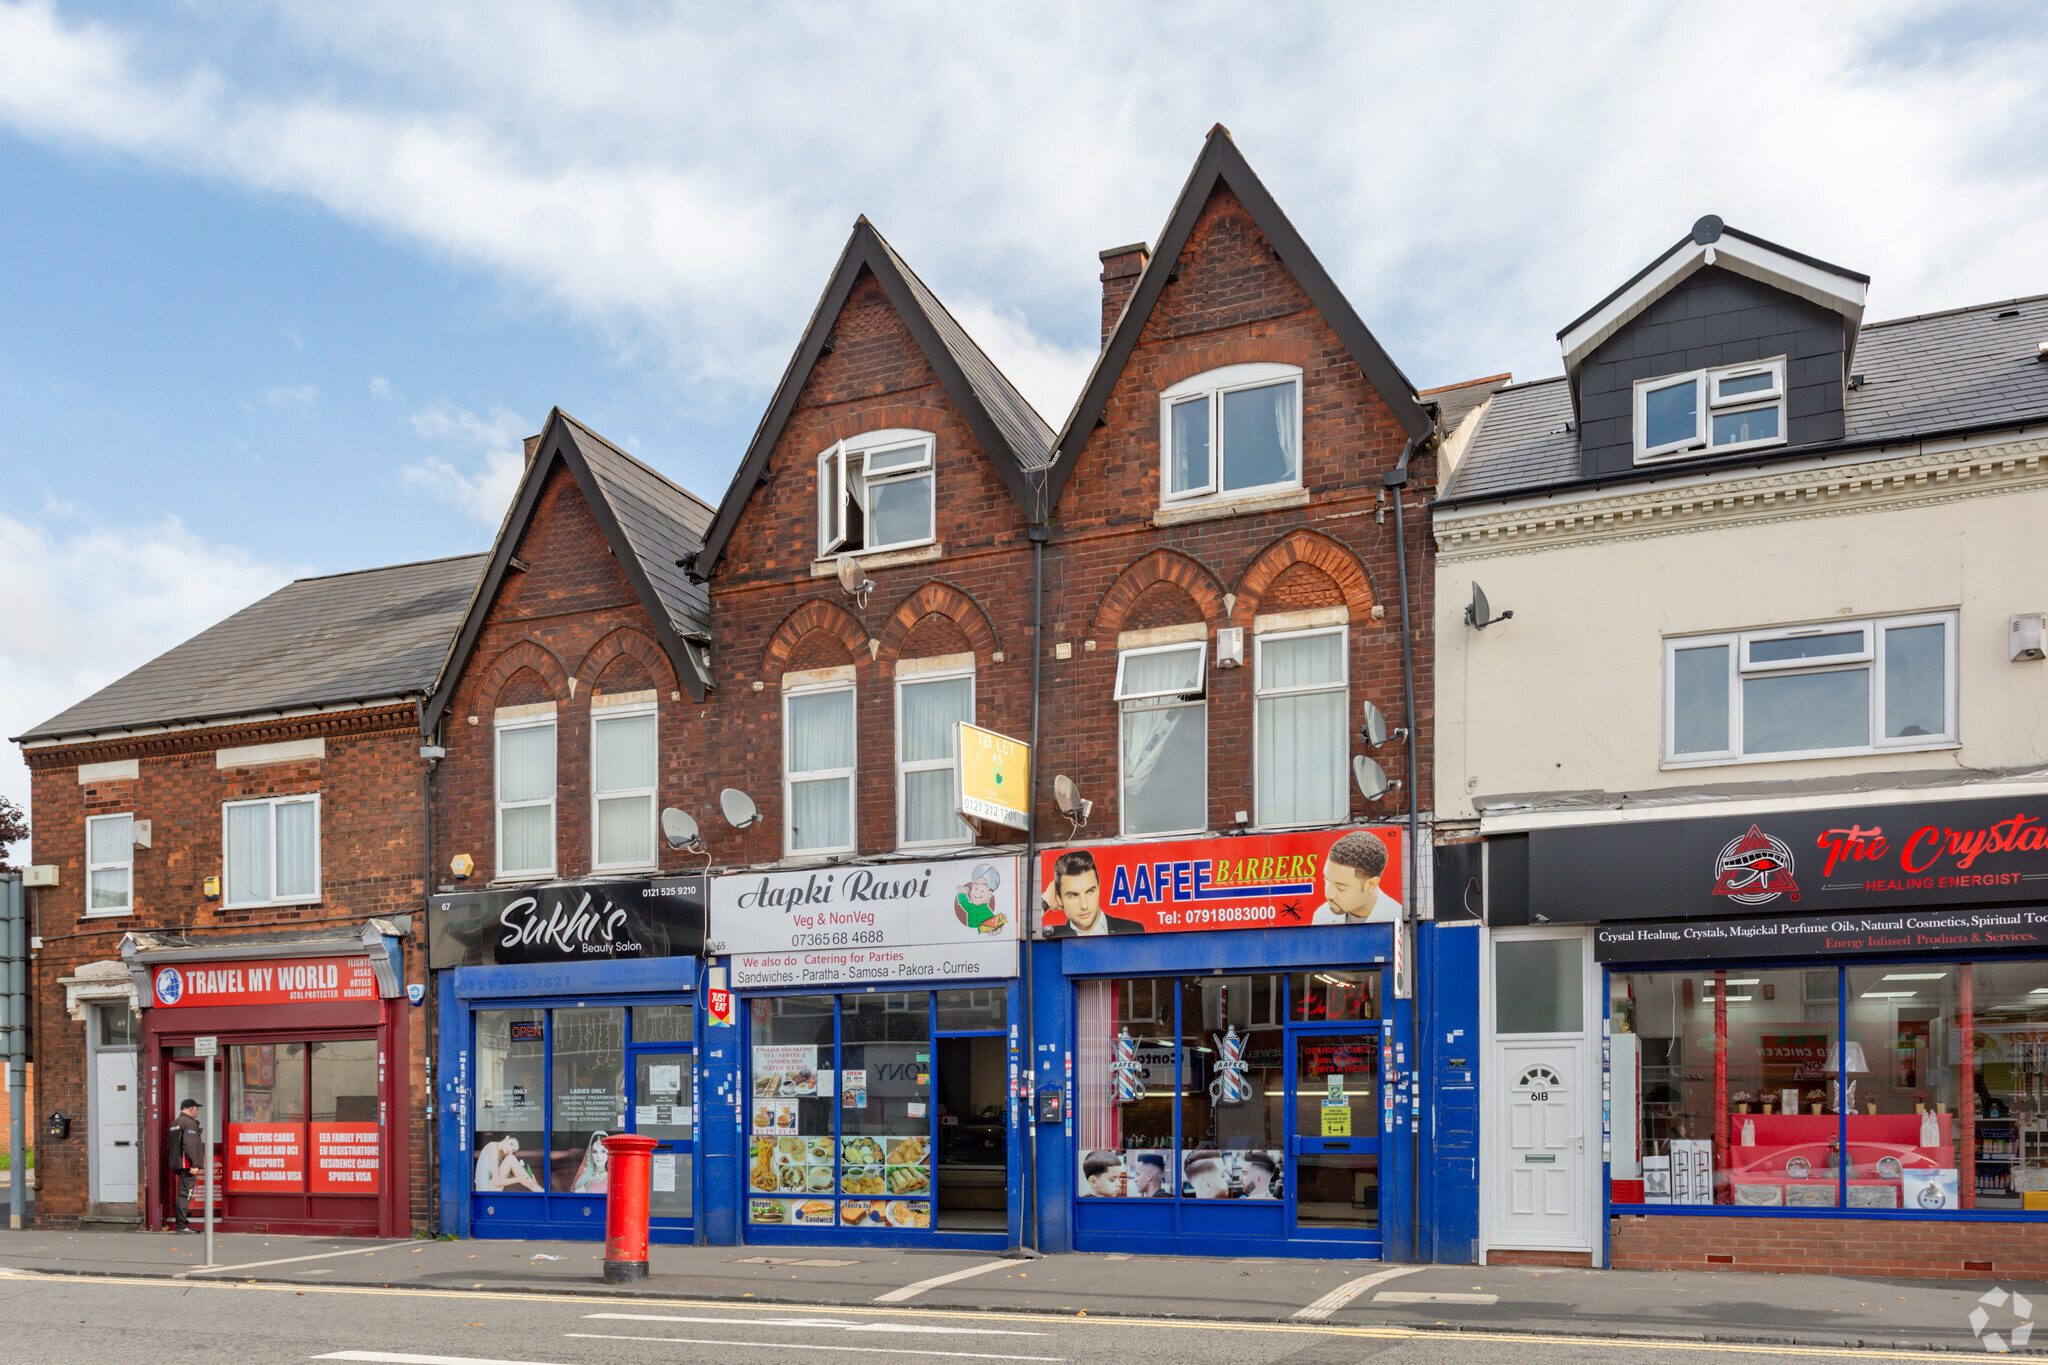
xmin=1353 ymin=755 xmax=1401 ymax=802
xmin=836 ymin=556 xmax=864 ymax=594
xmin=1465 ymin=580 xmax=1513 ymax=630
xmin=1054 ymin=775 xmax=1080 ymax=814
xmin=719 ymin=788 xmax=761 ymax=830
xmin=1360 ymin=700 xmax=1388 ymax=747
xmin=661 ymin=807 xmax=700 ymax=850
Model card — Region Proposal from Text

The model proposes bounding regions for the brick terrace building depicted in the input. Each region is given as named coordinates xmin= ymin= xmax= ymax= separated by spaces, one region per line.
xmin=14 ymin=554 xmax=481 ymax=1234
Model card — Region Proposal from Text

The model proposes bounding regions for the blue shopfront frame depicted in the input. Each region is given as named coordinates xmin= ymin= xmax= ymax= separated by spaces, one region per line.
xmin=1060 ymin=922 xmax=1406 ymax=1259
xmin=437 ymin=955 xmax=702 ymax=1243
xmin=737 ymin=975 xmax=1024 ymax=1252
xmin=1600 ymin=949 xmax=2048 ymax=1248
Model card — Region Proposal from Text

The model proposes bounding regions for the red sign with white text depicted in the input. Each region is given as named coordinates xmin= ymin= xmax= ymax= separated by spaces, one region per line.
xmin=152 ymin=957 xmax=378 ymax=1008
xmin=309 ymin=1123 xmax=381 ymax=1194
xmin=226 ymin=1123 xmax=305 ymax=1192
xmin=1037 ymin=828 xmax=1406 ymax=938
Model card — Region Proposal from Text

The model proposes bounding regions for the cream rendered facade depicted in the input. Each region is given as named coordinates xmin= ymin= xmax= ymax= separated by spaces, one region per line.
xmin=1435 ymin=420 xmax=2048 ymax=1264
xmin=1434 ymin=426 xmax=2048 ymax=820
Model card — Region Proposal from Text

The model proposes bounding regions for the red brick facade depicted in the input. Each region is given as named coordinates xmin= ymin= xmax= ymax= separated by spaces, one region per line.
xmin=1612 ymin=1213 xmax=2048 ymax=1280
xmin=23 ymin=710 xmax=432 ymax=1231
xmin=428 ymin=461 xmax=705 ymax=884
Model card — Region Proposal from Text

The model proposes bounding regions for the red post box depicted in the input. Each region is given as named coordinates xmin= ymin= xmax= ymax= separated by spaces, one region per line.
xmin=600 ymin=1133 xmax=660 ymax=1283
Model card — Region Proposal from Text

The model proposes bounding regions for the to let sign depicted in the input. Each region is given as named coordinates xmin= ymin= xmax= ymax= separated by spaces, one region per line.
xmin=152 ymin=958 xmax=378 ymax=1008
xmin=957 ymin=722 xmax=1030 ymax=832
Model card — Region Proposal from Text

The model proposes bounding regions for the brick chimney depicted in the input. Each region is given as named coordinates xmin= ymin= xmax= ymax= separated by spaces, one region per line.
xmin=1098 ymin=242 xmax=1150 ymax=347
xmin=524 ymin=434 xmax=542 ymax=462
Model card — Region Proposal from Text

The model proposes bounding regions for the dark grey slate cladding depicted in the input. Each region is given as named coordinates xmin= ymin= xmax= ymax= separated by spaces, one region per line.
xmin=1575 ymin=267 xmax=1846 ymax=477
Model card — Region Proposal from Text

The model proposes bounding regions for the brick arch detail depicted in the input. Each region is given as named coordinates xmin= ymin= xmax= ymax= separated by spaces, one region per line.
xmin=575 ymin=627 xmax=679 ymax=695
xmin=1154 ymin=335 xmax=1315 ymax=394
xmin=814 ymin=405 xmax=953 ymax=451
xmin=1090 ymin=549 xmax=1228 ymax=639
xmin=762 ymin=598 xmax=871 ymax=680
xmin=877 ymin=581 xmax=1000 ymax=663
xmin=478 ymin=639 xmax=572 ymax=710
xmin=1229 ymin=529 xmax=1378 ymax=630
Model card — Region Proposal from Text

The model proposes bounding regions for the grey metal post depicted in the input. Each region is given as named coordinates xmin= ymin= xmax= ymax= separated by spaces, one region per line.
xmin=203 ymin=1051 xmax=215 ymax=1265
xmin=5 ymin=874 xmax=24 ymax=1231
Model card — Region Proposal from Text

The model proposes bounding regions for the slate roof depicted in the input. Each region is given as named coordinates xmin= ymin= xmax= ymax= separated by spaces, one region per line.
xmin=423 ymin=408 xmax=716 ymax=728
xmin=557 ymin=413 xmax=713 ymax=636
xmin=696 ymin=218 xmax=1053 ymax=567
xmin=1420 ymin=373 xmax=1512 ymax=436
xmin=1443 ymin=294 xmax=2048 ymax=505
xmin=16 ymin=553 xmax=486 ymax=744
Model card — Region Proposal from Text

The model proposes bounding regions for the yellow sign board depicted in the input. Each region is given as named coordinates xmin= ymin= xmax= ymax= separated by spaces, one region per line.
xmin=957 ymin=722 xmax=1031 ymax=832
xmin=1321 ymin=1104 xmax=1352 ymax=1138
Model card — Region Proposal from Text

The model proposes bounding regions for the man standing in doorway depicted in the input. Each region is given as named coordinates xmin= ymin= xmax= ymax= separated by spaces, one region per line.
xmin=169 ymin=1098 xmax=204 ymax=1232
xmin=1042 ymin=850 xmax=1145 ymax=937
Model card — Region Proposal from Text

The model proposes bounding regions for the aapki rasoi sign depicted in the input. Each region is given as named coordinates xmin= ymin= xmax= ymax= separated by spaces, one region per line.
xmin=152 ymin=956 xmax=378 ymax=1008
xmin=1036 ymin=827 xmax=1405 ymax=938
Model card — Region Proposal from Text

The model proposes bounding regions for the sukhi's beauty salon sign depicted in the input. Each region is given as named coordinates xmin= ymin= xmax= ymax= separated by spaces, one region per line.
xmin=709 ymin=856 xmax=1020 ymax=989
xmin=427 ymin=877 xmax=707 ymax=969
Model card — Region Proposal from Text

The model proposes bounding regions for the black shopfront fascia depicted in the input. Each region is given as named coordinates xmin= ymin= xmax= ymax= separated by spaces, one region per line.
xmin=429 ymin=877 xmax=707 ymax=969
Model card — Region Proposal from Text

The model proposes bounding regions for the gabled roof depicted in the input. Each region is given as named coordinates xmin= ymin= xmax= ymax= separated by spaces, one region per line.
xmin=1558 ymin=215 xmax=1869 ymax=376
xmin=1045 ymin=126 xmax=1434 ymax=510
xmin=695 ymin=219 xmax=1054 ymax=570
xmin=1441 ymin=293 xmax=2048 ymax=507
xmin=422 ymin=409 xmax=715 ymax=730
xmin=1420 ymin=372 xmax=1513 ymax=435
xmin=15 ymin=553 xmax=486 ymax=745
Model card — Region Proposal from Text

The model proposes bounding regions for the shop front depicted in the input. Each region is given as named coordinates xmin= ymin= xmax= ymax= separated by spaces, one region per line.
xmin=125 ymin=922 xmax=413 ymax=1237
xmin=707 ymin=855 xmax=1024 ymax=1249
xmin=429 ymin=876 xmax=705 ymax=1243
xmin=1502 ymin=792 xmax=2048 ymax=1276
xmin=1042 ymin=827 xmax=1413 ymax=1259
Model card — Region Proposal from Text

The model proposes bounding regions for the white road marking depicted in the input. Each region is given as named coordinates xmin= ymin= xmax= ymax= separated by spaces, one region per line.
xmin=318 ymin=1354 xmax=569 ymax=1365
xmin=1292 ymin=1264 xmax=1425 ymax=1319
xmin=568 ymin=1333 xmax=1062 ymax=1360
xmin=584 ymin=1311 xmax=1045 ymax=1336
xmin=872 ymin=1257 xmax=1014 ymax=1302
xmin=1375 ymin=1291 xmax=1499 ymax=1304
xmin=183 ymin=1241 xmax=427 ymax=1278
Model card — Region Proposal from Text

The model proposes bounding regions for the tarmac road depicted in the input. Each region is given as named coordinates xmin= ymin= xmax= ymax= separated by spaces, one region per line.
xmin=0 ymin=1270 xmax=2011 ymax=1365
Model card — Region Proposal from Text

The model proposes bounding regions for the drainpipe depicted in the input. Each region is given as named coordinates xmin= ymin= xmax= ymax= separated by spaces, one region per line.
xmin=1382 ymin=426 xmax=1432 ymax=1262
xmin=5 ymin=872 xmax=24 ymax=1231
xmin=1019 ymin=504 xmax=1050 ymax=1255
xmin=418 ymin=699 xmax=440 ymax=1236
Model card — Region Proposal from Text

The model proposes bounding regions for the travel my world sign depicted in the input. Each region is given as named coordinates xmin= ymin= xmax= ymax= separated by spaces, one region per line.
xmin=1529 ymin=793 xmax=2048 ymax=925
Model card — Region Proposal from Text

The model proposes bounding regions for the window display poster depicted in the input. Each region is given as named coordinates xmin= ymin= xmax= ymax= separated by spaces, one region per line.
xmin=1038 ymin=828 xmax=1405 ymax=937
xmin=635 ymin=1104 xmax=691 ymax=1128
xmin=309 ymin=1123 xmax=381 ymax=1194
xmin=842 ymin=1069 xmax=867 ymax=1110
xmin=752 ymin=1046 xmax=820 ymax=1096
xmin=711 ymin=855 xmax=1021 ymax=989
xmin=1903 ymin=1168 xmax=1960 ymax=1210
xmin=226 ymin=1123 xmax=305 ymax=1192
xmin=1180 ymin=1149 xmax=1284 ymax=1199
xmin=1321 ymin=1106 xmax=1352 ymax=1137
xmin=651 ymin=1152 xmax=676 ymax=1193
xmin=646 ymin=1064 xmax=683 ymax=1096
xmin=752 ymin=1097 xmax=798 ymax=1135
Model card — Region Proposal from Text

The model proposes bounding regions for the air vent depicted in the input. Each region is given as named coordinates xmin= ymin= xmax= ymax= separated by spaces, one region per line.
xmin=1997 ymin=308 xmax=2021 ymax=319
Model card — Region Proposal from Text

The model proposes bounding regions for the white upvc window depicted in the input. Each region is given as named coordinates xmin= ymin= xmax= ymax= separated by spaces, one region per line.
xmin=785 ymin=681 xmax=856 ymax=856
xmin=591 ymin=696 xmax=658 ymax=871
xmin=496 ymin=714 xmax=557 ymax=879
xmin=223 ymin=795 xmax=320 ymax=908
xmin=818 ymin=428 xmax=936 ymax=557
xmin=897 ymin=665 xmax=975 ymax=850
xmin=1159 ymin=363 xmax=1303 ymax=503
xmin=1665 ymin=611 xmax=1958 ymax=766
xmin=1116 ymin=641 xmax=1207 ymax=836
xmin=86 ymin=812 xmax=134 ymax=915
xmin=1254 ymin=627 xmax=1349 ymax=828
xmin=1634 ymin=357 xmax=1788 ymax=464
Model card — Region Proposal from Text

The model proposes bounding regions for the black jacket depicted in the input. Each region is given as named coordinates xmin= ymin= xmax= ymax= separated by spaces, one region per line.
xmin=1043 ymin=913 xmax=1145 ymax=938
xmin=170 ymin=1112 xmax=204 ymax=1172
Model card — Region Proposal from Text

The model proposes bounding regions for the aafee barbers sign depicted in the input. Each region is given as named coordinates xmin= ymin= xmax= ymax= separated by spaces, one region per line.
xmin=1529 ymin=793 xmax=2048 ymax=924
xmin=1596 ymin=907 xmax=2048 ymax=963
xmin=709 ymin=856 xmax=1019 ymax=989
xmin=427 ymin=876 xmax=707 ymax=969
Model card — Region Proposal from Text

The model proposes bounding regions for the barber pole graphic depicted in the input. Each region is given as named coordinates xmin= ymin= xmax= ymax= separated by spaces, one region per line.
xmin=1111 ymin=1028 xmax=1145 ymax=1104
xmin=1210 ymin=1025 xmax=1252 ymax=1105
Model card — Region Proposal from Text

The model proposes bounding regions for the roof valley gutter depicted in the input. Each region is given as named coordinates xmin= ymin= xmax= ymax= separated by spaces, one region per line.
xmin=1383 ymin=427 xmax=1428 ymax=1261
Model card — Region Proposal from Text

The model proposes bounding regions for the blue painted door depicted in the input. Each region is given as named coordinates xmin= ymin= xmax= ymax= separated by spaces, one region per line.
xmin=1288 ymin=1023 xmax=1385 ymax=1246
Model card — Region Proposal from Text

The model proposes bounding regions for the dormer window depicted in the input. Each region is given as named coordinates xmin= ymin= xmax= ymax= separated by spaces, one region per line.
xmin=1159 ymin=363 xmax=1302 ymax=502
xmin=1633 ymin=357 xmax=1786 ymax=463
xmin=818 ymin=429 xmax=935 ymax=557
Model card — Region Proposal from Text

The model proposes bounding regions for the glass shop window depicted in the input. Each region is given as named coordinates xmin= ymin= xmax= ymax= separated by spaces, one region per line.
xmin=1178 ymin=975 xmax=1284 ymax=1200
xmin=1076 ymin=978 xmax=1177 ymax=1198
xmin=548 ymin=1007 xmax=626 ymax=1194
xmin=473 ymin=1012 xmax=547 ymax=1194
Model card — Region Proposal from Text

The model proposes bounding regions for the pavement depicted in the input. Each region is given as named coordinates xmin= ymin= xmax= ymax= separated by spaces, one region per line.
xmin=1 ymin=1227 xmax=2042 ymax=1353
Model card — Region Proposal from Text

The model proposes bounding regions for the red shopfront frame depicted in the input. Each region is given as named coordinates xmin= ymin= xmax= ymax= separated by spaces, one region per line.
xmin=142 ymin=991 xmax=408 ymax=1237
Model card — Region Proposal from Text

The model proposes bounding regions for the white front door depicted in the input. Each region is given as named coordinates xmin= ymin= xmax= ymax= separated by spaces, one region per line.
xmin=94 ymin=1049 xmax=139 ymax=1203
xmin=1499 ymin=1043 xmax=1581 ymax=1246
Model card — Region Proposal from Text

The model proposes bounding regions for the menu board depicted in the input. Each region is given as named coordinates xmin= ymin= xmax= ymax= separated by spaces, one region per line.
xmin=711 ymin=856 xmax=1020 ymax=989
xmin=310 ymin=1123 xmax=380 ymax=1194
xmin=226 ymin=1123 xmax=305 ymax=1192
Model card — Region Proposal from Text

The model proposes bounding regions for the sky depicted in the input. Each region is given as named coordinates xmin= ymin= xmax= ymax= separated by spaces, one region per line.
xmin=1 ymin=1 xmax=2045 ymax=860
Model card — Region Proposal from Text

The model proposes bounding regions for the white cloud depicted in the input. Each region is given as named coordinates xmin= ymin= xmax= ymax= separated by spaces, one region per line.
xmin=369 ymin=375 xmax=394 ymax=401
xmin=262 ymin=383 xmax=319 ymax=408
xmin=400 ymin=400 xmax=533 ymax=525
xmin=0 ymin=506 xmax=290 ymax=863
xmin=946 ymin=294 xmax=1098 ymax=427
